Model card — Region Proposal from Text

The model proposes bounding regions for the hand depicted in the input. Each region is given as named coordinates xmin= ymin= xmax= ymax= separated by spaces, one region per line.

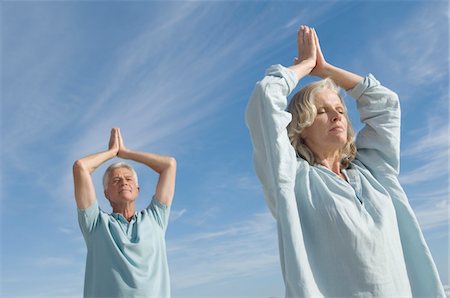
xmin=108 ymin=128 xmax=120 ymax=156
xmin=289 ymin=25 xmax=317 ymax=79
xmin=293 ymin=25 xmax=317 ymax=71
xmin=310 ymin=28 xmax=331 ymax=78
xmin=117 ymin=128 xmax=130 ymax=158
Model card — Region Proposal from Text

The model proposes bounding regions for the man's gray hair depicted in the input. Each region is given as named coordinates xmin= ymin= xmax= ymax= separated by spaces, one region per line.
xmin=103 ymin=162 xmax=139 ymax=191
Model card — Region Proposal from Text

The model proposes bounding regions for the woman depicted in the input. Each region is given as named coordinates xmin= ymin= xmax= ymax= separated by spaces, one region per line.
xmin=245 ymin=25 xmax=445 ymax=297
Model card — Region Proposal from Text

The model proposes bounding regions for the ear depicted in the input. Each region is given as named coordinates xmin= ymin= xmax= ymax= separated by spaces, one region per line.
xmin=137 ymin=186 xmax=141 ymax=193
xmin=104 ymin=190 xmax=109 ymax=200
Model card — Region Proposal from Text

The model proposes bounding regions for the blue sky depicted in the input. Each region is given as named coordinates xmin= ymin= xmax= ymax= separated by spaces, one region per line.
xmin=1 ymin=1 xmax=448 ymax=297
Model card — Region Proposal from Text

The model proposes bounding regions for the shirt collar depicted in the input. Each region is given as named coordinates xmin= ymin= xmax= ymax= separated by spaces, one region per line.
xmin=112 ymin=211 xmax=138 ymax=223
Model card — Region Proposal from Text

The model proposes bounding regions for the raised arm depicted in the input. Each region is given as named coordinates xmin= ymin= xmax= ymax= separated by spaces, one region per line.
xmin=310 ymin=28 xmax=401 ymax=175
xmin=116 ymin=129 xmax=176 ymax=206
xmin=73 ymin=129 xmax=119 ymax=209
xmin=246 ymin=26 xmax=318 ymax=216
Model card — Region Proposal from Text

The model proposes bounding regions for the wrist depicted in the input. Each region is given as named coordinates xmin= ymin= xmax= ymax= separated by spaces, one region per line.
xmin=315 ymin=63 xmax=334 ymax=79
xmin=289 ymin=61 xmax=314 ymax=80
xmin=118 ymin=148 xmax=132 ymax=159
xmin=108 ymin=148 xmax=118 ymax=159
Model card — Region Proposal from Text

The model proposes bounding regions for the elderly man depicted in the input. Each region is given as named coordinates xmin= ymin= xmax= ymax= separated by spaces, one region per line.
xmin=73 ymin=128 xmax=176 ymax=298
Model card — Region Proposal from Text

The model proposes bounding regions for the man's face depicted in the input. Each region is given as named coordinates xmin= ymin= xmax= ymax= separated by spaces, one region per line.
xmin=104 ymin=167 xmax=139 ymax=204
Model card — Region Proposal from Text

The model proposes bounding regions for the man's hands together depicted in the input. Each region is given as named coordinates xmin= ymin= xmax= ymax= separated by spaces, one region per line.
xmin=108 ymin=128 xmax=130 ymax=158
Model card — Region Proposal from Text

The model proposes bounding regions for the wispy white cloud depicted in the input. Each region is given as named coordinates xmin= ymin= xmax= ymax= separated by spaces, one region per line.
xmin=414 ymin=199 xmax=449 ymax=232
xmin=406 ymin=186 xmax=449 ymax=234
xmin=363 ymin=2 xmax=448 ymax=97
xmin=202 ymin=170 xmax=262 ymax=194
xmin=402 ymin=126 xmax=448 ymax=158
xmin=283 ymin=2 xmax=341 ymax=30
xmin=34 ymin=256 xmax=75 ymax=268
xmin=400 ymin=119 xmax=448 ymax=185
xmin=168 ymin=212 xmax=279 ymax=290
xmin=399 ymin=151 xmax=447 ymax=185
xmin=170 ymin=208 xmax=187 ymax=222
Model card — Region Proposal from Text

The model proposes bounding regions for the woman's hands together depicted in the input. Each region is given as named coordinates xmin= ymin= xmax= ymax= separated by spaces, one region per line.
xmin=309 ymin=27 xmax=330 ymax=78
xmin=291 ymin=25 xmax=331 ymax=79
xmin=293 ymin=25 xmax=317 ymax=72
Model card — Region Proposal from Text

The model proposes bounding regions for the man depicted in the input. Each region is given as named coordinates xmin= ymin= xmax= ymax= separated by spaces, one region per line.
xmin=73 ymin=128 xmax=176 ymax=298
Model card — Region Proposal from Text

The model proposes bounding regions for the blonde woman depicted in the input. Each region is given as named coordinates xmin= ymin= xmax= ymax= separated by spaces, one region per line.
xmin=246 ymin=25 xmax=445 ymax=297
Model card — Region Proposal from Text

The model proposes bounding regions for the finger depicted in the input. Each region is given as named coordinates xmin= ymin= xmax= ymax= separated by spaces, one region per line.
xmin=118 ymin=128 xmax=124 ymax=145
xmin=112 ymin=127 xmax=119 ymax=138
xmin=110 ymin=128 xmax=116 ymax=142
xmin=108 ymin=129 xmax=116 ymax=149
xmin=297 ymin=26 xmax=304 ymax=55
xmin=307 ymin=27 xmax=315 ymax=46
xmin=304 ymin=26 xmax=310 ymax=44
xmin=313 ymin=28 xmax=321 ymax=50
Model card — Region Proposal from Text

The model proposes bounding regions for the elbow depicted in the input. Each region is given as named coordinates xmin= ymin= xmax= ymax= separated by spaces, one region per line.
xmin=393 ymin=92 xmax=400 ymax=109
xmin=167 ymin=157 xmax=177 ymax=170
xmin=73 ymin=159 xmax=84 ymax=172
xmin=388 ymin=89 xmax=400 ymax=105
xmin=161 ymin=157 xmax=176 ymax=175
xmin=245 ymin=83 xmax=265 ymax=123
xmin=73 ymin=159 xmax=88 ymax=174
xmin=380 ymin=86 xmax=400 ymax=108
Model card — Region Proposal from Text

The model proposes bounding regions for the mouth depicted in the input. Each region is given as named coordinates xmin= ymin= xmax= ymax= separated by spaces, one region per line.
xmin=329 ymin=126 xmax=344 ymax=132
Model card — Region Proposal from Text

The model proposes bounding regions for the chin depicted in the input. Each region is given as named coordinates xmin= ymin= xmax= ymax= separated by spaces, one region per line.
xmin=118 ymin=195 xmax=137 ymax=202
xmin=328 ymin=136 xmax=347 ymax=145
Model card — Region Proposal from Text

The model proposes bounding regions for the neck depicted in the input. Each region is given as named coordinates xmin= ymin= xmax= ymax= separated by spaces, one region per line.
xmin=111 ymin=202 xmax=136 ymax=222
xmin=314 ymin=150 xmax=342 ymax=175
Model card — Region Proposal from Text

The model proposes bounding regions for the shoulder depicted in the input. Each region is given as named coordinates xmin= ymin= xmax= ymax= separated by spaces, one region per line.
xmin=140 ymin=196 xmax=171 ymax=229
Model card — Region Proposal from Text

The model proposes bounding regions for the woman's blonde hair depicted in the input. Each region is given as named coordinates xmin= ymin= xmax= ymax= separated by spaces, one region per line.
xmin=287 ymin=78 xmax=357 ymax=169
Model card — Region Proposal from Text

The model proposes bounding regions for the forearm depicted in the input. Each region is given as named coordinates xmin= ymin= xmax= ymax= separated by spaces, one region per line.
xmin=288 ymin=60 xmax=315 ymax=81
xmin=316 ymin=64 xmax=363 ymax=91
xmin=349 ymin=74 xmax=401 ymax=175
xmin=245 ymin=65 xmax=299 ymax=216
xmin=73 ymin=149 xmax=116 ymax=209
xmin=120 ymin=149 xmax=176 ymax=174
xmin=74 ymin=149 xmax=117 ymax=174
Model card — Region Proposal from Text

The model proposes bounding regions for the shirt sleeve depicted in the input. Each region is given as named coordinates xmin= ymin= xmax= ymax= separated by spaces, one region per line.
xmin=245 ymin=64 xmax=299 ymax=217
xmin=348 ymin=74 xmax=401 ymax=177
xmin=147 ymin=195 xmax=171 ymax=232
xmin=349 ymin=77 xmax=446 ymax=296
xmin=77 ymin=200 xmax=100 ymax=238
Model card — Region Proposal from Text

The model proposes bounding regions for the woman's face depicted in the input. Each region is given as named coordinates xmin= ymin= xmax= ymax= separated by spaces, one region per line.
xmin=301 ymin=89 xmax=348 ymax=154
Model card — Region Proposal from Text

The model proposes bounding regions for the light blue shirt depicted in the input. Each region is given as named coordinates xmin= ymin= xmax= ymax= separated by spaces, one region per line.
xmin=245 ymin=65 xmax=445 ymax=297
xmin=78 ymin=196 xmax=170 ymax=298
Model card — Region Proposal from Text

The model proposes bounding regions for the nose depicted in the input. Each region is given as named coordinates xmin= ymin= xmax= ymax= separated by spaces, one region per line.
xmin=331 ymin=110 xmax=342 ymax=122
